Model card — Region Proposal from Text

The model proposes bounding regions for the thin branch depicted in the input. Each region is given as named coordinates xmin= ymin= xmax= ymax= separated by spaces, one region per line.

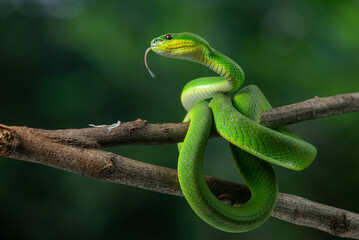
xmin=38 ymin=92 xmax=359 ymax=147
xmin=0 ymin=92 xmax=359 ymax=238
xmin=261 ymin=92 xmax=359 ymax=128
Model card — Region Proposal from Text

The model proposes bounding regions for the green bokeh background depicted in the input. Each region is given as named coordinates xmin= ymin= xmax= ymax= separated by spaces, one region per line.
xmin=1 ymin=0 xmax=359 ymax=239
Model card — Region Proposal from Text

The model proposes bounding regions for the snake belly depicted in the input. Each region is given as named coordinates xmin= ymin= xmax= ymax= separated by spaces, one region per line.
xmin=147 ymin=32 xmax=317 ymax=232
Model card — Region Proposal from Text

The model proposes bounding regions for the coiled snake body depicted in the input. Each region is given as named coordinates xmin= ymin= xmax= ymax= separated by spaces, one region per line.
xmin=145 ymin=32 xmax=316 ymax=232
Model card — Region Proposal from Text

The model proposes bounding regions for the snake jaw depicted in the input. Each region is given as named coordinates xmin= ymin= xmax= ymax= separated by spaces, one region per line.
xmin=151 ymin=42 xmax=201 ymax=63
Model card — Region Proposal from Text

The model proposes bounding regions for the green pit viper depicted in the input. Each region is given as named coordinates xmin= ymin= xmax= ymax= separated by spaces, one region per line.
xmin=144 ymin=32 xmax=317 ymax=233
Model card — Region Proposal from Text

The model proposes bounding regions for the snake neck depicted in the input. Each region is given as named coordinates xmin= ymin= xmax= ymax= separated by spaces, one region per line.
xmin=180 ymin=47 xmax=245 ymax=111
xmin=201 ymin=48 xmax=245 ymax=93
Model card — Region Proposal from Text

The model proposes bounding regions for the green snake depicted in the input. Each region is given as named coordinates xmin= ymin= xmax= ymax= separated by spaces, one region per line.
xmin=145 ymin=32 xmax=317 ymax=232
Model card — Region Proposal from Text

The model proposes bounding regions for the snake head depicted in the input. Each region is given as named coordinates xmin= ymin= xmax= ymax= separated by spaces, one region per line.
xmin=150 ymin=32 xmax=210 ymax=61
xmin=144 ymin=32 xmax=211 ymax=78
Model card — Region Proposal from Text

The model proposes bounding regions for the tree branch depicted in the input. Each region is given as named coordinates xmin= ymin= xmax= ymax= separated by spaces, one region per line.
xmin=33 ymin=92 xmax=358 ymax=147
xmin=261 ymin=92 xmax=359 ymax=128
xmin=1 ymin=92 xmax=359 ymax=238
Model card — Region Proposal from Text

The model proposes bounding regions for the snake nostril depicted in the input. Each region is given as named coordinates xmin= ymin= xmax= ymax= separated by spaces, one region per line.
xmin=154 ymin=39 xmax=163 ymax=45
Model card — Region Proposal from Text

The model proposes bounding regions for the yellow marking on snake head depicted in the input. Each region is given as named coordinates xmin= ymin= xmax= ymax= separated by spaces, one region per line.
xmin=150 ymin=33 xmax=208 ymax=61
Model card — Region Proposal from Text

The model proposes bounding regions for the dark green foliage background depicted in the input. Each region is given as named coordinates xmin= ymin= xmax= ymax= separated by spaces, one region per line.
xmin=0 ymin=0 xmax=358 ymax=239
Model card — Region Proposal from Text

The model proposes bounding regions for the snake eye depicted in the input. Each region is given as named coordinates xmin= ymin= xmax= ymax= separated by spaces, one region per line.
xmin=165 ymin=34 xmax=173 ymax=40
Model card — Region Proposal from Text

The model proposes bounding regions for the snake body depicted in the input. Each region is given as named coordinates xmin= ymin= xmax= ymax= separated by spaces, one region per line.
xmin=146 ymin=32 xmax=316 ymax=232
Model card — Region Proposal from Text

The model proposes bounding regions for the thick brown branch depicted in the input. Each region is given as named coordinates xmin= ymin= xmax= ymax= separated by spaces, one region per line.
xmin=1 ymin=122 xmax=359 ymax=238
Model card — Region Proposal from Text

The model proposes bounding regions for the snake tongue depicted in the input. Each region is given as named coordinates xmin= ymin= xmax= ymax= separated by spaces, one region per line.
xmin=144 ymin=46 xmax=156 ymax=78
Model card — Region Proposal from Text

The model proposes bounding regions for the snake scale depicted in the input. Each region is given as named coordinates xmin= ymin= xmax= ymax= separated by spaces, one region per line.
xmin=144 ymin=32 xmax=316 ymax=232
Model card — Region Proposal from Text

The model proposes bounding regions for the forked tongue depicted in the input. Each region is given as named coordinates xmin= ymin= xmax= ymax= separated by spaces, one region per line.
xmin=144 ymin=46 xmax=155 ymax=78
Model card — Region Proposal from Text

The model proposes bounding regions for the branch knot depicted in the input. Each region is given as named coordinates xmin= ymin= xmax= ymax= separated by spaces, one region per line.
xmin=0 ymin=124 xmax=16 ymax=156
